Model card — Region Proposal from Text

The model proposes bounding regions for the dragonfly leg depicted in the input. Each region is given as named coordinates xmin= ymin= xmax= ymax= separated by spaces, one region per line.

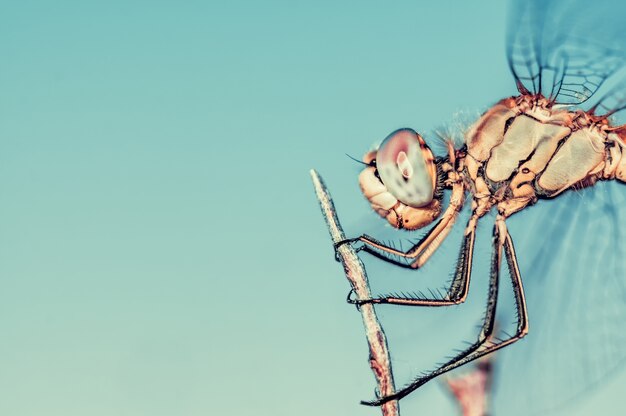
xmin=361 ymin=214 xmax=529 ymax=406
xmin=349 ymin=215 xmax=477 ymax=307
xmin=337 ymin=181 xmax=465 ymax=269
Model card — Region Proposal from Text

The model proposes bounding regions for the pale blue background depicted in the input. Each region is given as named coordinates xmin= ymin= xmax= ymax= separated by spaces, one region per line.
xmin=0 ymin=1 xmax=624 ymax=415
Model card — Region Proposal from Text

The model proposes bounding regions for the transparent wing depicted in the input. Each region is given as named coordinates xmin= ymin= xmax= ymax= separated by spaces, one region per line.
xmin=507 ymin=0 xmax=626 ymax=105
xmin=493 ymin=181 xmax=626 ymax=415
xmin=590 ymin=78 xmax=626 ymax=121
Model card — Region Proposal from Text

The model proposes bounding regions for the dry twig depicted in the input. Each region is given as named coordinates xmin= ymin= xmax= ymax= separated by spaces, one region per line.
xmin=310 ymin=169 xmax=399 ymax=416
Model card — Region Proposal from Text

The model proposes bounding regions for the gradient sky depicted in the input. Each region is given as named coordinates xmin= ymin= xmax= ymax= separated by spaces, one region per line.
xmin=0 ymin=1 xmax=625 ymax=415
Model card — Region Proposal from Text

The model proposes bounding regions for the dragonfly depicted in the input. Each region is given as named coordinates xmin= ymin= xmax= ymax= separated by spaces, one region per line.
xmin=334 ymin=0 xmax=626 ymax=412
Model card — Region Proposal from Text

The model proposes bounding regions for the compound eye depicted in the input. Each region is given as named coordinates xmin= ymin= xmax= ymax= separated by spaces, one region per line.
xmin=376 ymin=129 xmax=435 ymax=207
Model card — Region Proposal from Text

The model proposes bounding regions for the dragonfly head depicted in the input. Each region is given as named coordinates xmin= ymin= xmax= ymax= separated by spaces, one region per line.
xmin=359 ymin=128 xmax=441 ymax=230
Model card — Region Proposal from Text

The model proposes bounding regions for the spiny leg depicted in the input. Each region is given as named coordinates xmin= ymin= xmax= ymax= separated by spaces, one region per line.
xmin=338 ymin=180 xmax=465 ymax=269
xmin=362 ymin=215 xmax=529 ymax=406
xmin=349 ymin=215 xmax=476 ymax=307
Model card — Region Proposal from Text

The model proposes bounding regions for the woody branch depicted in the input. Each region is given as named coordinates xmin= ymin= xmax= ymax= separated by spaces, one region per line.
xmin=310 ymin=169 xmax=399 ymax=416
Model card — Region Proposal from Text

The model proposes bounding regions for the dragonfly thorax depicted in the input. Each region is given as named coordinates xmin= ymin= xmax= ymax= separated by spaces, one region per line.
xmin=460 ymin=96 xmax=626 ymax=218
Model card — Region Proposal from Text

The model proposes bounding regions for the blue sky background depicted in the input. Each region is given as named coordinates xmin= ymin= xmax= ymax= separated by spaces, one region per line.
xmin=0 ymin=0 xmax=625 ymax=415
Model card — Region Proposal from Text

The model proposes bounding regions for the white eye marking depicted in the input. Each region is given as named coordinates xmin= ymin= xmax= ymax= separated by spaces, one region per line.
xmin=396 ymin=151 xmax=413 ymax=179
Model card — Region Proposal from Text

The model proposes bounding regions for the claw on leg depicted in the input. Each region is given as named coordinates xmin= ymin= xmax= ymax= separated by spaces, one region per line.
xmin=346 ymin=288 xmax=361 ymax=310
xmin=347 ymin=288 xmax=378 ymax=308
xmin=334 ymin=237 xmax=361 ymax=261
xmin=334 ymin=237 xmax=360 ymax=250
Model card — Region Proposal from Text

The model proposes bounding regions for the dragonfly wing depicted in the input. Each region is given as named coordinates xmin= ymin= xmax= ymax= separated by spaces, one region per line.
xmin=493 ymin=180 xmax=626 ymax=415
xmin=507 ymin=0 xmax=626 ymax=105
xmin=590 ymin=78 xmax=626 ymax=120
